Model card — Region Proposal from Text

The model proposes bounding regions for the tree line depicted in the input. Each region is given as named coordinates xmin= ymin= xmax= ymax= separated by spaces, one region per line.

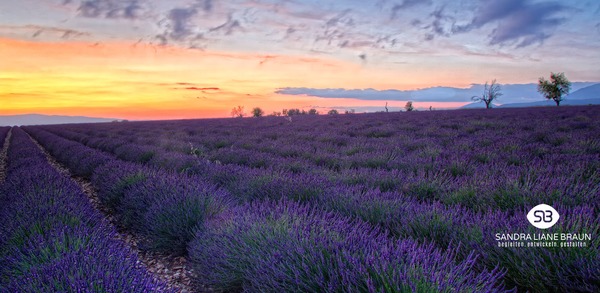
xmin=473 ymin=72 xmax=572 ymax=109
xmin=231 ymin=72 xmax=573 ymax=117
xmin=231 ymin=106 xmax=356 ymax=118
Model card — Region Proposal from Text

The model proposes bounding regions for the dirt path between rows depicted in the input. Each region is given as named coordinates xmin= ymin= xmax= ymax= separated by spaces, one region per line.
xmin=0 ymin=128 xmax=13 ymax=183
xmin=24 ymin=130 xmax=195 ymax=293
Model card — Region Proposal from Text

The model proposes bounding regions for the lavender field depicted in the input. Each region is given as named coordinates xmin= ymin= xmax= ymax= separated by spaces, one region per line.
xmin=1 ymin=106 xmax=599 ymax=292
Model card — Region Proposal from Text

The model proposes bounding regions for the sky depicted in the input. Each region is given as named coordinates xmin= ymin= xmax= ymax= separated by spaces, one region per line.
xmin=1 ymin=0 xmax=599 ymax=120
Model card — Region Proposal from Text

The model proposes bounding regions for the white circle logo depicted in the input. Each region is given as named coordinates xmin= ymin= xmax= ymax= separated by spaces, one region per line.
xmin=527 ymin=204 xmax=560 ymax=229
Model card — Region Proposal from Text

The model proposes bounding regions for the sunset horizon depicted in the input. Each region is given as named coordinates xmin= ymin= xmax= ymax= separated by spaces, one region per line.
xmin=1 ymin=0 xmax=599 ymax=120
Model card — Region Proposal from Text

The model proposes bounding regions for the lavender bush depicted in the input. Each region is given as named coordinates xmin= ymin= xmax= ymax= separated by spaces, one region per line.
xmin=25 ymin=106 xmax=600 ymax=292
xmin=189 ymin=199 xmax=507 ymax=292
xmin=117 ymin=171 xmax=231 ymax=255
xmin=0 ymin=127 xmax=9 ymax=148
xmin=0 ymin=128 xmax=167 ymax=292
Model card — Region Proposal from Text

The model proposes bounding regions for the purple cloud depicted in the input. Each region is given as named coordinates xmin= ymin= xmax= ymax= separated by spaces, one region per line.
xmin=412 ymin=5 xmax=456 ymax=41
xmin=390 ymin=0 xmax=432 ymax=20
xmin=209 ymin=15 xmax=243 ymax=36
xmin=454 ymin=0 xmax=567 ymax=47
xmin=165 ymin=7 xmax=199 ymax=41
xmin=156 ymin=1 xmax=241 ymax=46
xmin=74 ymin=0 xmax=147 ymax=19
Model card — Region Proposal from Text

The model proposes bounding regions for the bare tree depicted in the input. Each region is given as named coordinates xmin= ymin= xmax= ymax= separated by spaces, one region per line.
xmin=308 ymin=108 xmax=319 ymax=115
xmin=251 ymin=107 xmax=264 ymax=117
xmin=328 ymin=109 xmax=339 ymax=115
xmin=405 ymin=101 xmax=414 ymax=112
xmin=231 ymin=105 xmax=245 ymax=118
xmin=472 ymin=79 xmax=502 ymax=109
xmin=538 ymin=72 xmax=571 ymax=106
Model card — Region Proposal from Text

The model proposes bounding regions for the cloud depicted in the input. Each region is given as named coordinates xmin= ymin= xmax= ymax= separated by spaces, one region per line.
xmin=411 ymin=5 xmax=456 ymax=41
xmin=164 ymin=7 xmax=199 ymax=41
xmin=429 ymin=6 xmax=454 ymax=37
xmin=59 ymin=0 xmax=576 ymax=56
xmin=390 ymin=0 xmax=432 ymax=20
xmin=184 ymin=87 xmax=220 ymax=91
xmin=169 ymin=83 xmax=220 ymax=92
xmin=275 ymin=83 xmax=584 ymax=103
xmin=304 ymin=6 xmax=403 ymax=52
xmin=209 ymin=15 xmax=243 ymax=35
xmin=199 ymin=0 xmax=213 ymax=13
xmin=277 ymin=87 xmax=415 ymax=101
xmin=314 ymin=9 xmax=355 ymax=47
xmin=156 ymin=1 xmax=242 ymax=46
xmin=65 ymin=1 xmax=214 ymax=46
xmin=0 ymin=25 xmax=90 ymax=39
xmin=73 ymin=0 xmax=148 ymax=19
xmin=453 ymin=0 xmax=568 ymax=47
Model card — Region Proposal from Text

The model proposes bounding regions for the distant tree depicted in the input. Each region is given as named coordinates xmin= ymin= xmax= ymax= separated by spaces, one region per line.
xmin=251 ymin=107 xmax=264 ymax=117
xmin=405 ymin=101 xmax=414 ymax=112
xmin=282 ymin=109 xmax=288 ymax=116
xmin=472 ymin=79 xmax=502 ymax=109
xmin=308 ymin=108 xmax=319 ymax=115
xmin=287 ymin=109 xmax=302 ymax=116
xmin=328 ymin=109 xmax=339 ymax=115
xmin=345 ymin=109 xmax=355 ymax=114
xmin=231 ymin=105 xmax=245 ymax=118
xmin=538 ymin=72 xmax=571 ymax=106
xmin=270 ymin=111 xmax=281 ymax=116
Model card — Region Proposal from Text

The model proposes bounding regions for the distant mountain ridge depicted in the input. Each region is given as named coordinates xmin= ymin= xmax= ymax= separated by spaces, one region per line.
xmin=462 ymin=83 xmax=600 ymax=109
xmin=0 ymin=114 xmax=118 ymax=126
xmin=460 ymin=103 xmax=501 ymax=109
xmin=500 ymin=98 xmax=600 ymax=108
xmin=562 ymin=83 xmax=600 ymax=100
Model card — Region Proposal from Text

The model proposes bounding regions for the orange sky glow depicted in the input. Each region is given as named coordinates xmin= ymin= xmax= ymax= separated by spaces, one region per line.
xmin=1 ymin=0 xmax=598 ymax=121
xmin=1 ymin=38 xmax=471 ymax=120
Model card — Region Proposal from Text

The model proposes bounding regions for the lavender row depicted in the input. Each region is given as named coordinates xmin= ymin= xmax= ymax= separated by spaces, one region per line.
xmin=0 ymin=127 xmax=9 ymax=146
xmin=182 ymin=158 xmax=599 ymax=290
xmin=23 ymin=127 xmax=230 ymax=257
xmin=35 ymin=118 xmax=599 ymax=213
xmin=318 ymin=187 xmax=600 ymax=291
xmin=25 ymin=126 xmax=600 ymax=291
xmin=189 ymin=199 xmax=508 ymax=292
xmin=22 ymin=127 xmax=515 ymax=291
xmin=0 ymin=127 xmax=167 ymax=292
xmin=41 ymin=107 xmax=599 ymax=174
